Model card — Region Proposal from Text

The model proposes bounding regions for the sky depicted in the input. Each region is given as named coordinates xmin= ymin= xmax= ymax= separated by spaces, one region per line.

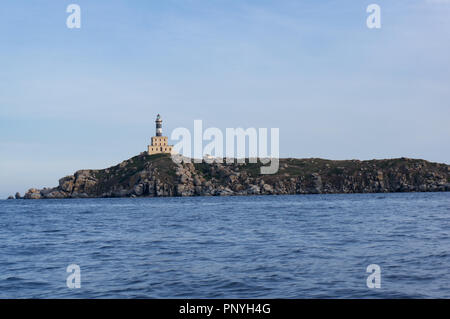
xmin=0 ymin=0 xmax=449 ymax=198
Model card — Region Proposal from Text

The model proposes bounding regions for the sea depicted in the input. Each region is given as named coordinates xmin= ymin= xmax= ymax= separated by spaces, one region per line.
xmin=0 ymin=192 xmax=449 ymax=298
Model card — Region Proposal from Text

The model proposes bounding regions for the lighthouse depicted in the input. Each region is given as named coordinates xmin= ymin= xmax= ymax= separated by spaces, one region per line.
xmin=147 ymin=114 xmax=173 ymax=155
xmin=155 ymin=114 xmax=162 ymax=136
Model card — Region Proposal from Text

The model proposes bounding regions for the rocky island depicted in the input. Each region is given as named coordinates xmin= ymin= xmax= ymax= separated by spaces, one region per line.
xmin=14 ymin=153 xmax=450 ymax=199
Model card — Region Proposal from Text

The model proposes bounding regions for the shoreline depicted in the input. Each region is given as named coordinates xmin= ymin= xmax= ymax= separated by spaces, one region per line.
xmin=5 ymin=190 xmax=450 ymax=201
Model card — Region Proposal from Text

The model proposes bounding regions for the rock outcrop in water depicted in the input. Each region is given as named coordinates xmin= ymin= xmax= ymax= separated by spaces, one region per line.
xmin=17 ymin=153 xmax=450 ymax=199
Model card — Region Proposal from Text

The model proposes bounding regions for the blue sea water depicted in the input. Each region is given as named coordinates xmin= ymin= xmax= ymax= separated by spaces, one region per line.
xmin=0 ymin=192 xmax=449 ymax=298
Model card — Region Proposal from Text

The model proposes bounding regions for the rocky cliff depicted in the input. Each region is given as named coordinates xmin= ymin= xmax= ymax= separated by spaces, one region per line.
xmin=17 ymin=153 xmax=450 ymax=199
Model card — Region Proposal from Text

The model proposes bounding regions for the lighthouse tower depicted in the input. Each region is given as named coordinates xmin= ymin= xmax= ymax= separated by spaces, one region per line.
xmin=155 ymin=114 xmax=162 ymax=136
xmin=147 ymin=114 xmax=173 ymax=155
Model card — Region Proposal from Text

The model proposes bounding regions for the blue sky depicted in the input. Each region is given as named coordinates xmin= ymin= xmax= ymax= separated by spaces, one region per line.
xmin=1 ymin=0 xmax=449 ymax=197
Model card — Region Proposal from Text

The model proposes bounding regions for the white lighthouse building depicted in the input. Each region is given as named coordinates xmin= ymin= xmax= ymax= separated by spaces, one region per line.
xmin=147 ymin=114 xmax=173 ymax=155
